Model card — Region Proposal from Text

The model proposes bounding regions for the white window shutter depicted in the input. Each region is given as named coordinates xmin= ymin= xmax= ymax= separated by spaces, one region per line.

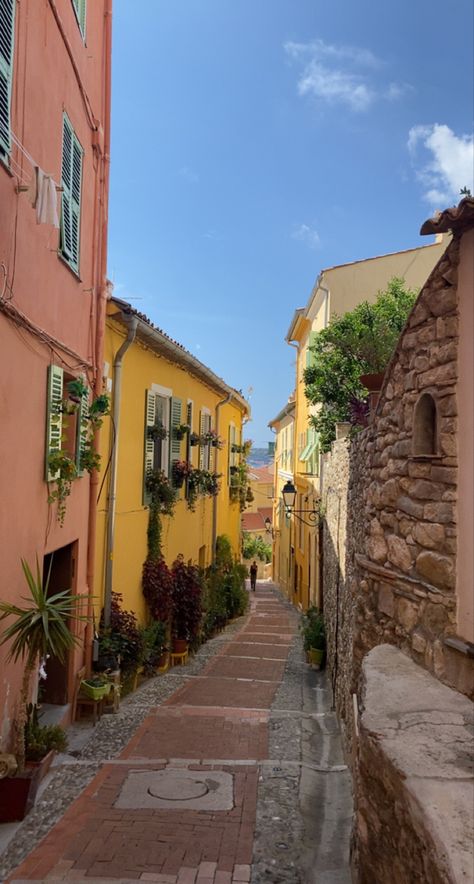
xmin=76 ymin=387 xmax=89 ymax=475
xmin=198 ymin=410 xmax=206 ymax=470
xmin=45 ymin=365 xmax=64 ymax=480
xmin=143 ymin=390 xmax=156 ymax=504
xmin=169 ymin=396 xmax=182 ymax=470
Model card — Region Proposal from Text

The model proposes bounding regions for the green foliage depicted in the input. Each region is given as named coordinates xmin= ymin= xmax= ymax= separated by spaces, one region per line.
xmin=201 ymin=542 xmax=248 ymax=640
xmin=301 ymin=606 xmax=326 ymax=652
xmin=0 ymin=557 xmax=86 ymax=769
xmin=145 ymin=469 xmax=177 ymax=517
xmin=25 ymin=705 xmax=67 ymax=762
xmin=98 ymin=592 xmax=144 ymax=675
xmin=304 ymin=278 xmax=417 ymax=451
xmin=242 ymin=532 xmax=272 ymax=563
xmin=47 ymin=452 xmax=78 ymax=525
xmin=140 ymin=620 xmax=167 ymax=675
xmin=186 ymin=468 xmax=221 ymax=510
xmin=171 ymin=556 xmax=203 ymax=642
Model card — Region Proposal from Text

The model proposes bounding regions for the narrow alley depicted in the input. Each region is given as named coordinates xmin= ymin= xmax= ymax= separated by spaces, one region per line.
xmin=1 ymin=584 xmax=352 ymax=884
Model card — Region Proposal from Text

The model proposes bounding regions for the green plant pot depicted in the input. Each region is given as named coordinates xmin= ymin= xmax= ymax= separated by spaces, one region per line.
xmin=80 ymin=680 xmax=111 ymax=701
xmin=307 ymin=647 xmax=325 ymax=669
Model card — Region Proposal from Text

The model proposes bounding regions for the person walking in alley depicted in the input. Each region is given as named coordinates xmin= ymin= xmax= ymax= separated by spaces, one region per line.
xmin=250 ymin=560 xmax=258 ymax=591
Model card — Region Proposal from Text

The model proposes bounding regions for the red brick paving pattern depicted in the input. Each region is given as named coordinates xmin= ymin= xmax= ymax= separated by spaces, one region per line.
xmin=7 ymin=587 xmax=296 ymax=884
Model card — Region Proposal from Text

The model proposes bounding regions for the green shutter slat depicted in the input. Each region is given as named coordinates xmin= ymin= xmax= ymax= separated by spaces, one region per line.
xmin=60 ymin=115 xmax=82 ymax=272
xmin=0 ymin=0 xmax=15 ymax=158
xmin=76 ymin=387 xmax=89 ymax=475
xmin=143 ymin=390 xmax=156 ymax=505
xmin=72 ymin=0 xmax=86 ymax=38
xmin=45 ymin=365 xmax=64 ymax=481
xmin=169 ymin=396 xmax=182 ymax=468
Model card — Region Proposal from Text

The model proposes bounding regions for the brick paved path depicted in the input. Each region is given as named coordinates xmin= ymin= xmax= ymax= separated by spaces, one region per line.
xmin=7 ymin=585 xmax=300 ymax=884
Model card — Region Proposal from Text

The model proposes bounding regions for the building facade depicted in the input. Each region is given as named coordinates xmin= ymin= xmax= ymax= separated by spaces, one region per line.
xmin=282 ymin=237 xmax=449 ymax=612
xmin=269 ymin=398 xmax=295 ymax=599
xmin=0 ymin=0 xmax=112 ymax=746
xmin=94 ymin=297 xmax=250 ymax=625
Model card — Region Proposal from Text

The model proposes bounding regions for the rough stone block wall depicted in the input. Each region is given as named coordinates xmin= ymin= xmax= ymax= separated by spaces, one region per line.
xmin=347 ymin=237 xmax=473 ymax=701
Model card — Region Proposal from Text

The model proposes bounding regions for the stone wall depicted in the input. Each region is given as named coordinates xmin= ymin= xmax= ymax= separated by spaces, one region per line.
xmin=322 ymin=439 xmax=354 ymax=755
xmin=347 ymin=236 xmax=473 ymax=701
xmin=355 ymin=645 xmax=473 ymax=884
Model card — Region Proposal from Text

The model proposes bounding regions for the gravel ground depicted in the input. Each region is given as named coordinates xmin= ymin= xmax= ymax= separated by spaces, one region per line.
xmin=0 ymin=614 xmax=247 ymax=881
xmin=251 ymin=586 xmax=353 ymax=884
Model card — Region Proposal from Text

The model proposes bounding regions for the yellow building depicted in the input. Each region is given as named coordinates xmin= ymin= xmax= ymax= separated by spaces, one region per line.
xmin=268 ymin=397 xmax=295 ymax=600
xmin=94 ymin=297 xmax=250 ymax=624
xmin=281 ymin=237 xmax=449 ymax=611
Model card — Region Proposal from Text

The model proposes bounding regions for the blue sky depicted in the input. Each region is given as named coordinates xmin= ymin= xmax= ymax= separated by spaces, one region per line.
xmin=108 ymin=0 xmax=474 ymax=444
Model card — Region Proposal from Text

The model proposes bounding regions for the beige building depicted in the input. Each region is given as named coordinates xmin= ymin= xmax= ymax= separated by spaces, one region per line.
xmin=283 ymin=236 xmax=449 ymax=611
xmin=269 ymin=398 xmax=295 ymax=599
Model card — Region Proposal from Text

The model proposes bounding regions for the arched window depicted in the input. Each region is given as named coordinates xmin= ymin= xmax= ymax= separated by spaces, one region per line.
xmin=413 ymin=393 xmax=438 ymax=456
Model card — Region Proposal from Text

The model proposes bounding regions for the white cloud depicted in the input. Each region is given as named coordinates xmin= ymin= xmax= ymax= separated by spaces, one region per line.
xmin=284 ymin=38 xmax=409 ymax=113
xmin=291 ymin=224 xmax=321 ymax=250
xmin=408 ymin=123 xmax=474 ymax=206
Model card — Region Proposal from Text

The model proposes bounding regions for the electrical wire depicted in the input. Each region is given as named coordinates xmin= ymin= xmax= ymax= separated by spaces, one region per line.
xmin=0 ymin=298 xmax=92 ymax=371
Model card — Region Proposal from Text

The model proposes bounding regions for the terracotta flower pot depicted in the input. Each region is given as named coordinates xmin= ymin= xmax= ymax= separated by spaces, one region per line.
xmin=0 ymin=750 xmax=55 ymax=823
xmin=172 ymin=638 xmax=188 ymax=654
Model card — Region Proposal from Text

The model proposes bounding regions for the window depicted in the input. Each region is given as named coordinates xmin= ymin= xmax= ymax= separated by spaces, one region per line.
xmin=72 ymin=0 xmax=86 ymax=39
xmin=300 ymin=428 xmax=319 ymax=476
xmin=60 ymin=114 xmax=83 ymax=274
xmin=45 ymin=365 xmax=88 ymax=481
xmin=413 ymin=393 xmax=438 ymax=456
xmin=0 ymin=0 xmax=15 ymax=159
xmin=144 ymin=390 xmax=184 ymax=503
xmin=228 ymin=422 xmax=238 ymax=485
xmin=199 ymin=409 xmax=212 ymax=471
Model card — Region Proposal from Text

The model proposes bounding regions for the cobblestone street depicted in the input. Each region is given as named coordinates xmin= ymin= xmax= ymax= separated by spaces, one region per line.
xmin=1 ymin=584 xmax=353 ymax=884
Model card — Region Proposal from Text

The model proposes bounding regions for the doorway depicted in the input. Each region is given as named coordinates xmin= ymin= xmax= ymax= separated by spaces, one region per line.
xmin=40 ymin=542 xmax=77 ymax=706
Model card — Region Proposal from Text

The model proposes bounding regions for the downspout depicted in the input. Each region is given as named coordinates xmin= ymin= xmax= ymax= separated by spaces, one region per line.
xmin=212 ymin=392 xmax=234 ymax=560
xmin=84 ymin=0 xmax=113 ymax=672
xmin=286 ymin=340 xmax=299 ymax=598
xmin=103 ymin=314 xmax=138 ymax=627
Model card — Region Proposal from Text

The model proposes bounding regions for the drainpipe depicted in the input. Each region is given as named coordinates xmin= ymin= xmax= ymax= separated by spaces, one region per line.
xmin=212 ymin=392 xmax=234 ymax=560
xmin=103 ymin=314 xmax=138 ymax=627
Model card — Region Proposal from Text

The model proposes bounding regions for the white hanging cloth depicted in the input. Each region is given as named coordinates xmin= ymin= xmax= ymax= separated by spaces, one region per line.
xmin=27 ymin=166 xmax=60 ymax=228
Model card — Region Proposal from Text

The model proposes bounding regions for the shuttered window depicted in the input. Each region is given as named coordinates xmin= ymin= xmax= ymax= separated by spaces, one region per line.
xmin=0 ymin=0 xmax=15 ymax=159
xmin=60 ymin=114 xmax=83 ymax=274
xmin=306 ymin=331 xmax=318 ymax=368
xmin=169 ymin=396 xmax=182 ymax=473
xmin=72 ymin=0 xmax=86 ymax=38
xmin=45 ymin=365 xmax=64 ymax=481
xmin=199 ymin=410 xmax=212 ymax=470
xmin=144 ymin=390 xmax=171 ymax=505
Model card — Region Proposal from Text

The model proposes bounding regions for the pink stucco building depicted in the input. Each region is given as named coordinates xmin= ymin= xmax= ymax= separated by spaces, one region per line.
xmin=0 ymin=0 xmax=112 ymax=747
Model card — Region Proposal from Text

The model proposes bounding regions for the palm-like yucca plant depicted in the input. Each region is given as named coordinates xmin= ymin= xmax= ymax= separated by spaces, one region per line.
xmin=0 ymin=557 xmax=88 ymax=771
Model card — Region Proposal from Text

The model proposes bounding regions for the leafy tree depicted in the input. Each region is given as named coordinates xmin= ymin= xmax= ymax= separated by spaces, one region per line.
xmin=242 ymin=532 xmax=272 ymax=563
xmin=304 ymin=278 xmax=417 ymax=451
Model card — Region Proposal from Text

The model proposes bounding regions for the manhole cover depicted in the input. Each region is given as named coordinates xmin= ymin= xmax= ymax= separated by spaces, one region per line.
xmin=115 ymin=768 xmax=234 ymax=810
xmin=148 ymin=774 xmax=208 ymax=800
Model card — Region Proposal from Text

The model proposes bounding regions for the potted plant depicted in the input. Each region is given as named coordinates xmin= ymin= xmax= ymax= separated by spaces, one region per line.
xmin=0 ymin=557 xmax=87 ymax=821
xmin=80 ymin=675 xmax=111 ymax=701
xmin=174 ymin=423 xmax=190 ymax=441
xmin=172 ymin=460 xmax=192 ymax=489
xmin=301 ymin=606 xmax=326 ymax=669
xmin=141 ymin=620 xmax=168 ymax=675
xmin=24 ymin=704 xmax=67 ymax=773
xmin=147 ymin=422 xmax=168 ymax=442
xmin=171 ymin=555 xmax=202 ymax=652
xmin=189 ymin=432 xmax=200 ymax=447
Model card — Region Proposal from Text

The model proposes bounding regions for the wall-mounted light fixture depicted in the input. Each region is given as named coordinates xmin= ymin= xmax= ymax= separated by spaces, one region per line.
xmin=264 ymin=516 xmax=277 ymax=539
xmin=281 ymin=480 xmax=320 ymax=527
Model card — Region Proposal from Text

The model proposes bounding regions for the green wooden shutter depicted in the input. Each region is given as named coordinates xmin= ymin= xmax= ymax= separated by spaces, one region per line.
xmin=60 ymin=115 xmax=82 ymax=273
xmin=307 ymin=331 xmax=318 ymax=368
xmin=198 ymin=411 xmax=206 ymax=470
xmin=45 ymin=365 xmax=64 ymax=481
xmin=143 ymin=390 xmax=156 ymax=505
xmin=72 ymin=0 xmax=86 ymax=38
xmin=0 ymin=0 xmax=15 ymax=158
xmin=76 ymin=387 xmax=89 ymax=475
xmin=169 ymin=396 xmax=182 ymax=471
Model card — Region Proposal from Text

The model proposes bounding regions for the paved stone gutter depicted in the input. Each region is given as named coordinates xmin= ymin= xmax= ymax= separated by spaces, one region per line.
xmin=251 ymin=588 xmax=353 ymax=884
xmin=0 ymin=618 xmax=246 ymax=881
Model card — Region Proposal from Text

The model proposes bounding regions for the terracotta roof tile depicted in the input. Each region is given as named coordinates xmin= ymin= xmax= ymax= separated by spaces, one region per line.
xmin=420 ymin=197 xmax=474 ymax=235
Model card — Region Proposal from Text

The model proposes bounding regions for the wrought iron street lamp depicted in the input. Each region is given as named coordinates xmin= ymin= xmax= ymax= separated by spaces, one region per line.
xmin=281 ymin=480 xmax=320 ymax=527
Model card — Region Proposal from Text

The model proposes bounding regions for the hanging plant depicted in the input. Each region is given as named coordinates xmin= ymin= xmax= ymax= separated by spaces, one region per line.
xmin=147 ymin=422 xmax=168 ymax=442
xmin=172 ymin=460 xmax=193 ymax=488
xmin=66 ymin=377 xmax=88 ymax=405
xmin=174 ymin=424 xmax=190 ymax=441
xmin=145 ymin=469 xmax=176 ymax=516
xmin=186 ymin=468 xmax=221 ymax=511
xmin=189 ymin=432 xmax=200 ymax=447
xmin=47 ymin=452 xmax=78 ymax=526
